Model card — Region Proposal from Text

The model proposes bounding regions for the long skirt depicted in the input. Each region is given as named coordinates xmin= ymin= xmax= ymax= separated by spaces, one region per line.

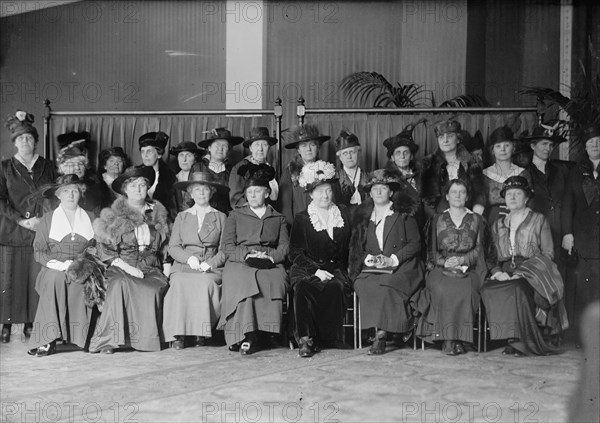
xmin=0 ymin=245 xmax=40 ymax=324
xmin=417 ymin=268 xmax=480 ymax=343
xmin=481 ymin=277 xmax=559 ymax=355
xmin=29 ymin=267 xmax=93 ymax=348
xmin=354 ymin=276 xmax=414 ymax=333
xmin=89 ymin=267 xmax=168 ymax=352
xmin=293 ymin=268 xmax=348 ymax=342
xmin=162 ymin=268 xmax=222 ymax=341
xmin=219 ymin=263 xmax=287 ymax=346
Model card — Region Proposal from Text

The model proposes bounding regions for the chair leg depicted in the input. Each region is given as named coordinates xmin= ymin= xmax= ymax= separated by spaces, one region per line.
xmin=477 ymin=303 xmax=482 ymax=353
xmin=353 ymin=291 xmax=358 ymax=350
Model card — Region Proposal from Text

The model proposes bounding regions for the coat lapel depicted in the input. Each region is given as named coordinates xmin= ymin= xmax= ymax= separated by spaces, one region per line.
xmin=382 ymin=212 xmax=399 ymax=250
xmin=197 ymin=212 xmax=217 ymax=242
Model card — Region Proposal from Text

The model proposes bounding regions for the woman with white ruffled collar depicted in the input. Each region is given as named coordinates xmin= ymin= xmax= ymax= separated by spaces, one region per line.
xmin=289 ymin=161 xmax=351 ymax=357
xmin=27 ymin=174 xmax=96 ymax=357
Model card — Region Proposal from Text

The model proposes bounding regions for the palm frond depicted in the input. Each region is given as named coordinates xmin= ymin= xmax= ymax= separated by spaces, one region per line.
xmin=340 ymin=72 xmax=428 ymax=108
xmin=439 ymin=94 xmax=490 ymax=108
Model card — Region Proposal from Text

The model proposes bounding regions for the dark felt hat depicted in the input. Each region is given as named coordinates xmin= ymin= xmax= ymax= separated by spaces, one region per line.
xmin=41 ymin=174 xmax=85 ymax=198
xmin=197 ymin=128 xmax=244 ymax=149
xmin=99 ymin=146 xmax=127 ymax=163
xmin=383 ymin=119 xmax=425 ymax=158
xmin=523 ymin=122 xmax=566 ymax=144
xmin=173 ymin=171 xmax=230 ymax=194
xmin=487 ymin=126 xmax=515 ymax=148
xmin=500 ymin=175 xmax=533 ymax=198
xmin=139 ymin=131 xmax=169 ymax=150
xmin=284 ymin=124 xmax=330 ymax=149
xmin=335 ymin=129 xmax=360 ymax=152
xmin=363 ymin=169 xmax=402 ymax=193
xmin=433 ymin=119 xmax=461 ymax=137
xmin=57 ymin=131 xmax=90 ymax=150
xmin=237 ymin=163 xmax=276 ymax=190
xmin=583 ymin=123 xmax=600 ymax=142
xmin=5 ymin=110 xmax=39 ymax=142
xmin=112 ymin=165 xmax=156 ymax=195
xmin=169 ymin=141 xmax=200 ymax=156
xmin=461 ymin=130 xmax=484 ymax=152
xmin=243 ymin=127 xmax=278 ymax=148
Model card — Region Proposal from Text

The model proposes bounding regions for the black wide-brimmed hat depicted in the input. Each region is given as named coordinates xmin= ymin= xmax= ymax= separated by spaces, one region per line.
xmin=284 ymin=124 xmax=330 ymax=149
xmin=173 ymin=171 xmax=230 ymax=195
xmin=139 ymin=131 xmax=169 ymax=150
xmin=335 ymin=129 xmax=360 ymax=152
xmin=383 ymin=119 xmax=425 ymax=158
xmin=363 ymin=169 xmax=402 ymax=193
xmin=197 ymin=128 xmax=244 ymax=149
xmin=243 ymin=127 xmax=278 ymax=148
xmin=57 ymin=131 xmax=90 ymax=150
xmin=41 ymin=174 xmax=86 ymax=198
xmin=487 ymin=126 xmax=515 ymax=149
xmin=169 ymin=141 xmax=200 ymax=156
xmin=112 ymin=165 xmax=156 ymax=195
xmin=523 ymin=122 xmax=567 ymax=144
xmin=500 ymin=175 xmax=533 ymax=198
xmin=6 ymin=110 xmax=39 ymax=142
xmin=433 ymin=119 xmax=461 ymax=137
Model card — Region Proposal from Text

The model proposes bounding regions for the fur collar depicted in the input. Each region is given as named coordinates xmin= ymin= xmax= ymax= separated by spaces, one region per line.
xmin=352 ymin=191 xmax=418 ymax=228
xmin=93 ymin=197 xmax=169 ymax=245
xmin=288 ymin=155 xmax=306 ymax=186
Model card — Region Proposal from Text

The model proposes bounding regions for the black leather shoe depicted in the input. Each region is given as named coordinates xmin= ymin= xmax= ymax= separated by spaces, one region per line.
xmin=368 ymin=330 xmax=387 ymax=355
xmin=453 ymin=341 xmax=466 ymax=355
xmin=35 ymin=341 xmax=57 ymax=357
xmin=101 ymin=346 xmax=114 ymax=354
xmin=195 ymin=336 xmax=207 ymax=347
xmin=228 ymin=342 xmax=242 ymax=352
xmin=298 ymin=337 xmax=314 ymax=358
xmin=23 ymin=323 xmax=33 ymax=338
xmin=1 ymin=325 xmax=10 ymax=343
xmin=443 ymin=340 xmax=458 ymax=356
xmin=173 ymin=339 xmax=185 ymax=350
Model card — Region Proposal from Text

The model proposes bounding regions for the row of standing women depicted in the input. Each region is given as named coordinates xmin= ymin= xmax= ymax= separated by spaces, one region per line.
xmin=1 ymin=109 xmax=598 ymax=358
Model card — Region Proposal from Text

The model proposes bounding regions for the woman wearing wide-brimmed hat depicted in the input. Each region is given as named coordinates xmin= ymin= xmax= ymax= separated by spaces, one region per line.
xmin=289 ymin=160 xmax=351 ymax=357
xmin=162 ymin=171 xmax=229 ymax=350
xmin=278 ymin=124 xmax=331 ymax=226
xmin=481 ymin=176 xmax=568 ymax=356
xmin=349 ymin=169 xmax=424 ymax=355
xmin=483 ymin=126 xmax=531 ymax=224
xmin=229 ymin=127 xmax=278 ymax=210
xmin=27 ymin=174 xmax=96 ymax=357
xmin=417 ymin=178 xmax=490 ymax=356
xmin=89 ymin=165 xmax=170 ymax=353
xmin=523 ymin=122 xmax=570 ymax=262
xmin=561 ymin=123 xmax=600 ymax=339
xmin=218 ymin=165 xmax=289 ymax=355
xmin=420 ymin=119 xmax=485 ymax=219
xmin=1 ymin=110 xmax=58 ymax=343
xmin=192 ymin=128 xmax=244 ymax=213
xmin=383 ymin=121 xmax=426 ymax=229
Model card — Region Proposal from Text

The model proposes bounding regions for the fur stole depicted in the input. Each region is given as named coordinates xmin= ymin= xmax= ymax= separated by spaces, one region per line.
xmin=420 ymin=145 xmax=484 ymax=205
xmin=66 ymin=245 xmax=108 ymax=311
xmin=348 ymin=193 xmax=418 ymax=280
xmin=93 ymin=197 xmax=169 ymax=246
xmin=288 ymin=155 xmax=305 ymax=187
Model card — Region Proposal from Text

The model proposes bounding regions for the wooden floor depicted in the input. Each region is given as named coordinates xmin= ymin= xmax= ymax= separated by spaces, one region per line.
xmin=0 ymin=324 xmax=585 ymax=423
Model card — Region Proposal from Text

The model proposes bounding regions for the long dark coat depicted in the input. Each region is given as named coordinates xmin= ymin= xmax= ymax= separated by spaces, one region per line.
xmin=561 ymin=158 xmax=600 ymax=328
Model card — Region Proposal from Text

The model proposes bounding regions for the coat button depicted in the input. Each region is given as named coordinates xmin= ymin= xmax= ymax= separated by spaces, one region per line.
xmin=393 ymin=245 xmax=397 ymax=248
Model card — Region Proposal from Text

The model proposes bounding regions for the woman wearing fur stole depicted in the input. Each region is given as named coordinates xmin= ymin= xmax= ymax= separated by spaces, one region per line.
xmin=420 ymin=119 xmax=485 ymax=219
xmin=349 ymin=169 xmax=425 ymax=355
xmin=89 ymin=166 xmax=170 ymax=353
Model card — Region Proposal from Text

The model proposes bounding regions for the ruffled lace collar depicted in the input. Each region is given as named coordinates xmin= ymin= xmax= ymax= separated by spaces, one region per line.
xmin=307 ymin=202 xmax=344 ymax=235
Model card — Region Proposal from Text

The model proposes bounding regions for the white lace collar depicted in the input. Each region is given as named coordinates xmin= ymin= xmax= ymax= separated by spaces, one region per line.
xmin=49 ymin=205 xmax=94 ymax=242
xmin=370 ymin=202 xmax=394 ymax=223
xmin=483 ymin=164 xmax=524 ymax=183
xmin=307 ymin=202 xmax=344 ymax=236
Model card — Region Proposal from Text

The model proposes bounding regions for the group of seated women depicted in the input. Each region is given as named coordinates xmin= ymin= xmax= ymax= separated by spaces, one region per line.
xmin=4 ymin=109 xmax=590 ymax=359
